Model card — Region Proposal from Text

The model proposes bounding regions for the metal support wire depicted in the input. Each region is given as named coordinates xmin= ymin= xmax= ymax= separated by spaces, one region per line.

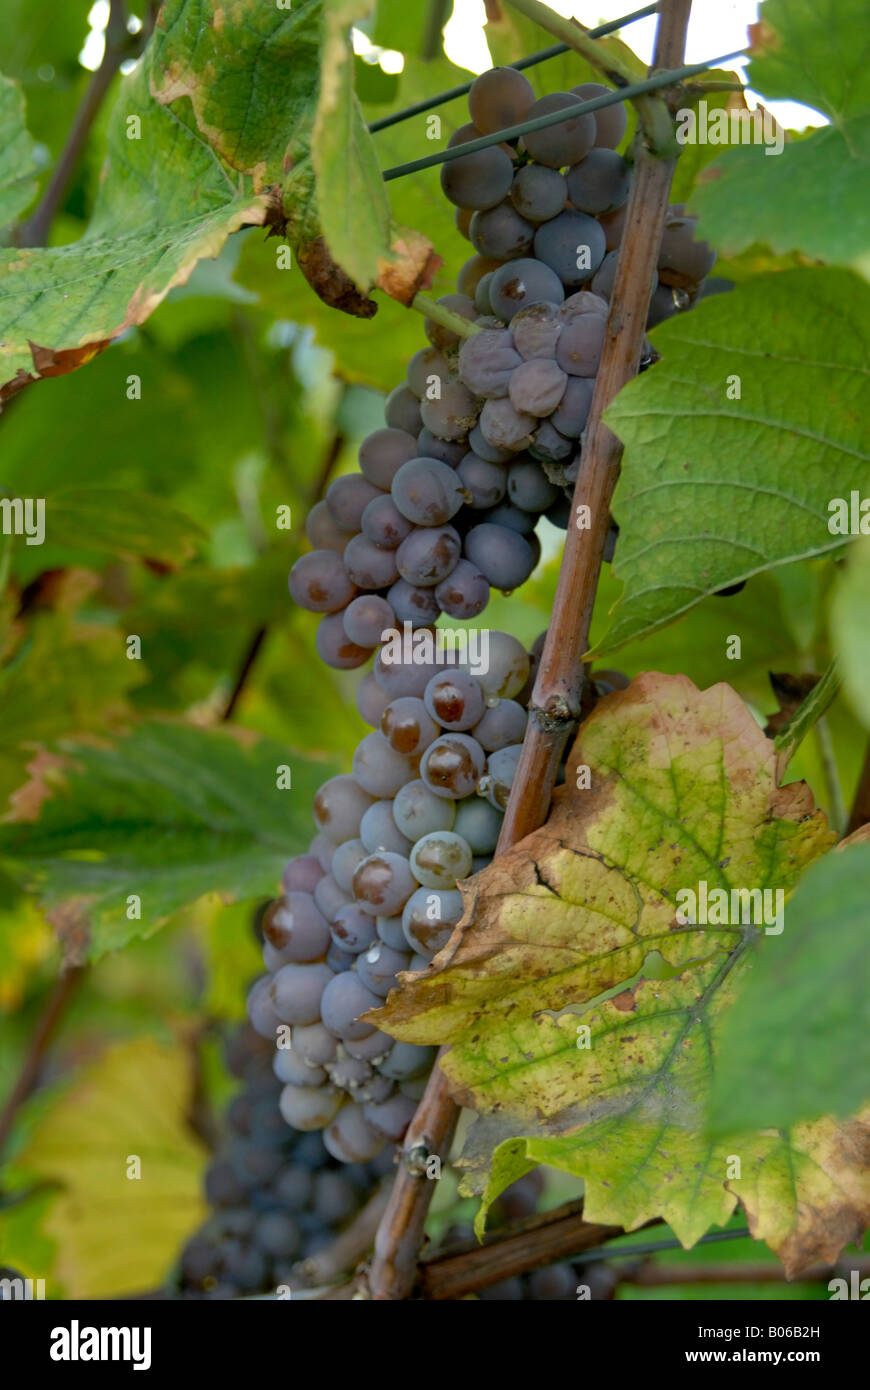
xmin=382 ymin=49 xmax=745 ymax=181
xmin=368 ymin=3 xmax=661 ymax=133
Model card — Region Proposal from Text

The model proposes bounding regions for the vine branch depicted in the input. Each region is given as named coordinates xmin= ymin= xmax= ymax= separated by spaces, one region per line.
xmin=0 ymin=966 xmax=84 ymax=1159
xmin=368 ymin=0 xmax=693 ymax=1301
xmin=19 ymin=0 xmax=136 ymax=247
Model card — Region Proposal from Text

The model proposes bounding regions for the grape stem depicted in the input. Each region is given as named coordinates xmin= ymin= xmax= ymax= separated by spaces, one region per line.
xmin=409 ymin=292 xmax=482 ymax=340
xmin=505 ymin=0 xmax=675 ymax=153
xmin=497 ymin=0 xmax=693 ymax=852
xmin=368 ymin=0 xmax=693 ymax=1302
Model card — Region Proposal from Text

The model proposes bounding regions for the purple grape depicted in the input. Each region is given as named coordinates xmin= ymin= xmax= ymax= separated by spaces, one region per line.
xmin=361 ymin=493 xmax=413 ymax=550
xmin=384 ymin=384 xmax=423 ymax=435
xmin=391 ymin=458 xmax=469 ymax=526
xmin=416 ymin=427 xmax=468 ymax=466
xmin=325 ymin=475 xmax=383 ymax=532
xmin=510 ymin=300 xmax=563 ymax=360
xmin=458 ymin=328 xmax=522 ymax=398
xmin=507 ymin=459 xmax=560 ymax=511
xmin=356 ymin=671 xmax=391 ymax=728
xmin=420 ymin=733 xmax=486 ymax=799
xmin=571 ymin=82 xmax=628 ymax=149
xmin=315 ymin=612 xmax=373 ymax=670
xmin=288 ymin=550 xmax=357 ymax=613
xmin=381 ymin=696 xmax=439 ymax=756
xmin=358 ymin=428 xmax=418 ymax=490
xmin=330 ymin=837 xmax=368 ymax=895
xmin=359 ymin=799 xmax=413 ymax=856
xmin=489 ymin=258 xmax=565 ymax=320
xmin=425 ymin=293 xmax=477 ymax=350
xmin=352 ymin=731 xmax=417 ymax=798
xmin=508 ymin=358 xmax=568 ymax=417
xmin=395 ymin=525 xmax=461 ymax=587
xmin=521 ymin=93 xmax=596 ymax=168
xmin=468 ymin=67 xmax=535 ymax=134
xmin=510 ymin=164 xmax=568 ymax=223
xmin=263 ymin=893 xmax=331 ymax=962
xmin=387 ymin=577 xmax=440 ymax=627
xmin=330 ymin=901 xmax=379 ymax=954
xmin=352 ymin=851 xmax=417 ymax=916
xmin=320 ymin=972 xmax=381 ymax=1041
xmin=479 ymin=397 xmax=535 ymax=451
xmin=343 ymin=534 xmax=399 ymax=590
xmin=533 ymin=211 xmax=607 ymax=287
xmin=343 ymin=594 xmax=395 ymax=648
xmin=305 ymin=500 xmax=354 ymax=554
xmin=555 ymin=313 xmax=607 ymax=376
xmin=270 ymin=962 xmax=335 ymax=1026
xmin=419 ymin=378 xmax=479 ymax=442
xmin=551 ymin=375 xmax=594 ymax=437
xmin=470 ymin=201 xmax=535 ymax=260
xmin=424 ymin=670 xmax=486 ymax=731
xmin=435 ymin=559 xmax=490 ymax=619
xmin=566 ymin=149 xmax=630 ymax=215
xmin=456 ymin=452 xmax=507 ymax=509
xmin=356 ymin=941 xmax=412 ymax=997
xmin=281 ymin=855 xmax=325 ymax=895
xmin=440 ymin=144 xmax=514 ymax=211
xmin=313 ymin=775 xmax=375 ymax=845
xmin=464 ymin=522 xmax=537 ymax=590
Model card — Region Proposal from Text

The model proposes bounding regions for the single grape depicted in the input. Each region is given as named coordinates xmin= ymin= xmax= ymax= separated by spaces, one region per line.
xmin=529 ymin=420 xmax=573 ymax=462
xmin=313 ymin=774 xmax=375 ymax=845
xmin=343 ymin=534 xmax=399 ymax=590
xmin=309 ymin=833 xmax=337 ymax=873
xmin=469 ymin=66 xmax=535 ymax=134
xmin=279 ymin=1081 xmax=344 ymax=1131
xmin=361 ymin=493 xmax=413 ymax=550
xmin=546 ymin=494 xmax=572 ymax=529
xmin=482 ymin=742 xmax=524 ymax=809
xmin=466 ymin=631 xmax=530 ymax=700
xmin=246 ymin=975 xmax=280 ymax=1039
xmin=359 ymin=799 xmax=413 ymax=856
xmin=320 ymin=972 xmax=381 ymax=1041
xmin=263 ymin=893 xmax=331 ymax=962
xmin=416 ymin=427 xmax=469 ymax=467
xmin=323 ymin=1102 xmax=385 ymax=1163
xmin=419 ymin=378 xmax=479 ymax=442
xmin=473 ymin=698 xmax=527 ymax=751
xmin=510 ymin=164 xmax=568 ymax=223
xmin=509 ymin=300 xmax=563 ymax=360
xmin=392 ymin=778 xmax=456 ymax=839
xmin=440 ymin=144 xmax=514 ymax=210
xmin=376 ymin=913 xmax=409 ymax=951
xmin=401 ymin=886 xmax=464 ymax=956
xmin=344 ymin=1027 xmax=394 ymax=1062
xmin=315 ymin=612 xmax=374 ymax=671
xmin=508 ymin=358 xmax=568 ymax=418
xmin=420 ymin=733 xmax=486 ymax=799
xmin=288 ymin=549 xmax=357 ymax=614
xmin=357 ymin=941 xmax=413 ymax=997
xmin=470 ymin=201 xmax=535 ymax=260
xmin=599 ymin=203 xmax=628 ymax=250
xmin=358 ymin=428 xmax=419 ymax=490
xmin=533 ymin=211 xmax=606 ymax=287
xmin=424 ymin=670 xmax=486 ymax=731
xmin=555 ymin=313 xmax=607 ymax=377
xmin=352 ymin=851 xmax=418 ymax=916
xmin=292 ymin=1022 xmax=339 ymax=1067
xmin=464 ymin=522 xmax=537 ymax=590
xmin=566 ymin=149 xmax=630 ymax=215
xmin=343 ymin=594 xmax=395 ymax=648
xmin=453 ymin=796 xmax=504 ymax=854
xmin=384 ymin=383 xmax=423 ymax=435
xmin=356 ymin=671 xmax=391 ymax=728
xmin=374 ymin=645 xmax=441 ymax=699
xmin=468 ymin=422 xmax=514 ymax=463
xmin=273 ymin=1047 xmax=327 ymax=1088
xmin=407 ymin=346 xmax=452 ymax=401
xmin=281 ymin=854 xmax=325 ymax=895
xmin=521 ymin=93 xmax=596 ymax=167
xmin=325 ymin=474 xmax=383 ymax=532
xmin=658 ymin=211 xmax=716 ymax=284
xmin=353 ymin=731 xmax=418 ymax=798
xmin=507 ymin=458 xmax=561 ymax=511
xmin=330 ymin=837 xmax=368 ymax=895
xmin=395 ymin=524 xmax=461 ymax=587
xmin=313 ymin=1171 xmax=359 ymax=1225
xmin=484 ymin=500 xmax=536 ymax=535
xmin=571 ymin=81 xmax=628 ymax=149
xmin=647 ymin=281 xmax=680 ymax=328
xmin=489 ymin=258 xmax=565 ymax=320
xmin=457 ymin=453 xmax=507 ymax=510
xmin=270 ymin=962 xmax=335 ymax=1026
xmin=479 ymin=397 xmax=535 ymax=451
xmin=551 ymin=375 xmax=594 ymax=437
xmin=305 ymin=499 xmax=355 ymax=555
xmin=410 ymin=829 xmax=473 ymax=888
xmin=381 ymin=696 xmax=439 ymax=756
xmin=313 ymin=874 xmax=352 ymax=924
xmin=363 ymin=1093 xmax=417 ymax=1142
xmin=328 ymin=1053 xmax=374 ymax=1090
xmin=458 ymin=329 xmax=522 ymax=398
xmin=474 ymin=270 xmax=494 ymax=315
xmin=386 ymin=576 xmax=440 ymax=627
xmin=391 ymin=457 xmax=469 ymax=527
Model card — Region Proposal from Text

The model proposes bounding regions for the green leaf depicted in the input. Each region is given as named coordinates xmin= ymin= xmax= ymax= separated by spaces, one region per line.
xmin=0 ymin=71 xmax=37 ymax=227
xmin=11 ymin=1038 xmax=207 ymax=1297
xmin=711 ymin=840 xmax=870 ymax=1136
xmin=830 ymin=535 xmax=870 ymax=728
xmin=371 ymin=0 xmax=424 ymax=55
xmin=0 ymin=615 xmax=142 ymax=812
xmin=0 ymin=721 xmax=337 ymax=961
xmin=375 ymin=673 xmax=850 ymax=1275
xmin=592 ymin=268 xmax=870 ymax=655
xmin=748 ymin=0 xmax=870 ymax=123
xmin=314 ymin=1 xmax=391 ymax=289
xmin=690 ymin=0 xmax=870 ymax=270
xmin=45 ymin=489 xmax=204 ymax=561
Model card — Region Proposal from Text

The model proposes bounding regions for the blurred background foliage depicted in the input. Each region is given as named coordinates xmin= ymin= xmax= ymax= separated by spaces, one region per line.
xmin=0 ymin=0 xmax=866 ymax=1298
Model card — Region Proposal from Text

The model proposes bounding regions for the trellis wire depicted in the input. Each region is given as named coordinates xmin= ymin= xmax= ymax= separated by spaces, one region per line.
xmin=382 ymin=48 xmax=745 ymax=181
xmin=368 ymin=3 xmax=661 ymax=133
xmin=578 ymin=1227 xmax=753 ymax=1265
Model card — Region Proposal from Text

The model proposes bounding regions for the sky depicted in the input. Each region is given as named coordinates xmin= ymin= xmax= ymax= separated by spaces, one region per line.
xmin=443 ymin=0 xmax=827 ymax=129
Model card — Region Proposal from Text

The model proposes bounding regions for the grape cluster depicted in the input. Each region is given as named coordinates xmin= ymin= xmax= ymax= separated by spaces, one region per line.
xmin=178 ymin=1022 xmax=392 ymax=1297
xmin=248 ymin=634 xmax=533 ymax=1162
xmin=294 ymin=70 xmax=715 ymax=646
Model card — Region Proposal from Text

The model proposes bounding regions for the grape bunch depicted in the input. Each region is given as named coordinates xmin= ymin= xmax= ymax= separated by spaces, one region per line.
xmin=248 ymin=634 xmax=533 ymax=1163
xmin=294 ymin=69 xmax=715 ymax=645
xmin=178 ymin=1021 xmax=392 ymax=1298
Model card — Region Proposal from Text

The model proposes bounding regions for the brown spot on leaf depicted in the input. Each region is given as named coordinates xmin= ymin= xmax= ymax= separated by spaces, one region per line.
xmin=611 ymin=990 xmax=637 ymax=1013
